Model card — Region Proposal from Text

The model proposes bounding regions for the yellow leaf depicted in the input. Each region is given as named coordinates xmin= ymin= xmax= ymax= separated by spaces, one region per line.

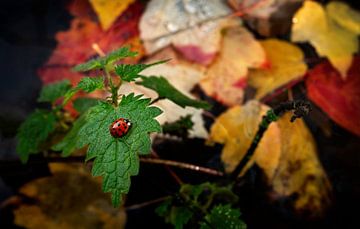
xmin=326 ymin=1 xmax=360 ymax=35
xmin=248 ymin=39 xmax=307 ymax=99
xmin=13 ymin=163 xmax=127 ymax=229
xmin=272 ymin=113 xmax=331 ymax=217
xmin=291 ymin=1 xmax=358 ymax=78
xmin=201 ymin=27 xmax=266 ymax=105
xmin=208 ymin=100 xmax=281 ymax=178
xmin=209 ymin=102 xmax=331 ymax=216
xmin=89 ymin=0 xmax=135 ymax=30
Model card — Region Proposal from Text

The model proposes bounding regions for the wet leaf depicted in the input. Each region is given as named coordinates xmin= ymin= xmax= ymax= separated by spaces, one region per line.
xmin=13 ymin=163 xmax=127 ymax=229
xmin=201 ymin=27 xmax=266 ymax=106
xmin=248 ymin=39 xmax=307 ymax=99
xmin=89 ymin=0 xmax=136 ymax=30
xmin=139 ymin=0 xmax=240 ymax=65
xmin=291 ymin=1 xmax=358 ymax=78
xmin=306 ymin=56 xmax=360 ymax=137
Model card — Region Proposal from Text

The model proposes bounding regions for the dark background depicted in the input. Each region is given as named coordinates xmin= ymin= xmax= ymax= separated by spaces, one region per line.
xmin=0 ymin=0 xmax=359 ymax=228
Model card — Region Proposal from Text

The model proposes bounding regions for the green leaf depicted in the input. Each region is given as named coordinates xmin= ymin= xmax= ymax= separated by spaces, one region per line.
xmin=162 ymin=115 xmax=193 ymax=138
xmin=16 ymin=110 xmax=57 ymax=163
xmin=73 ymin=98 xmax=100 ymax=114
xmin=171 ymin=207 xmax=193 ymax=229
xmin=137 ymin=76 xmax=211 ymax=109
xmin=155 ymin=198 xmax=172 ymax=217
xmin=76 ymin=93 xmax=162 ymax=206
xmin=64 ymin=77 xmax=104 ymax=104
xmin=37 ymin=80 xmax=71 ymax=103
xmin=73 ymin=47 xmax=138 ymax=72
xmin=115 ymin=60 xmax=169 ymax=82
xmin=200 ymin=205 xmax=246 ymax=229
xmin=52 ymin=113 xmax=87 ymax=157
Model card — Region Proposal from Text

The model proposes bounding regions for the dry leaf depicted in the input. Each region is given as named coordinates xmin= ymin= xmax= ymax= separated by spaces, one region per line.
xmin=248 ymin=39 xmax=307 ymax=99
xmin=201 ymin=27 xmax=266 ymax=106
xmin=139 ymin=0 xmax=241 ymax=65
xmin=209 ymin=101 xmax=331 ymax=216
xmin=13 ymin=163 xmax=126 ymax=229
xmin=208 ymin=100 xmax=281 ymax=178
xmin=118 ymin=47 xmax=208 ymax=138
xmin=291 ymin=1 xmax=358 ymax=78
xmin=306 ymin=56 xmax=360 ymax=137
xmin=89 ymin=0 xmax=136 ymax=30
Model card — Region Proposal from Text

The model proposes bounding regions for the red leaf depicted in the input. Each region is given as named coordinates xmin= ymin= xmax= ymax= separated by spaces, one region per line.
xmin=38 ymin=1 xmax=144 ymax=85
xmin=306 ymin=56 xmax=360 ymax=136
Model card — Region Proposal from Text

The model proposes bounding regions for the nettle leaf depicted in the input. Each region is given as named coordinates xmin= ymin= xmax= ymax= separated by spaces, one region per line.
xmin=64 ymin=77 xmax=104 ymax=103
xmin=38 ymin=80 xmax=71 ymax=103
xmin=52 ymin=113 xmax=87 ymax=157
xmin=16 ymin=110 xmax=57 ymax=162
xmin=115 ymin=60 xmax=169 ymax=82
xmin=200 ymin=205 xmax=246 ymax=229
xmin=162 ymin=115 xmax=194 ymax=138
xmin=77 ymin=93 xmax=162 ymax=206
xmin=73 ymin=98 xmax=100 ymax=114
xmin=137 ymin=76 xmax=210 ymax=109
xmin=73 ymin=47 xmax=138 ymax=72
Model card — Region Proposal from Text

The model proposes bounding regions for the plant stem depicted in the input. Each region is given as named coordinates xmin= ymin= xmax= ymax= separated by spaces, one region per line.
xmin=125 ymin=196 xmax=170 ymax=211
xmin=150 ymin=96 xmax=164 ymax=105
xmin=230 ymin=100 xmax=312 ymax=179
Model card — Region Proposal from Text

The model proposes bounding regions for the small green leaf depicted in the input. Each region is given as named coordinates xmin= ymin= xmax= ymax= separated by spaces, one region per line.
xmin=137 ymin=76 xmax=211 ymax=109
xmin=16 ymin=110 xmax=57 ymax=163
xmin=76 ymin=93 xmax=162 ymax=206
xmin=115 ymin=60 xmax=169 ymax=82
xmin=200 ymin=205 xmax=246 ymax=229
xmin=162 ymin=115 xmax=194 ymax=138
xmin=38 ymin=80 xmax=71 ymax=103
xmin=72 ymin=59 xmax=103 ymax=72
xmin=73 ymin=98 xmax=100 ymax=114
xmin=52 ymin=113 xmax=87 ymax=157
xmin=64 ymin=77 xmax=104 ymax=104
xmin=72 ymin=47 xmax=138 ymax=72
xmin=155 ymin=198 xmax=172 ymax=217
xmin=171 ymin=207 xmax=193 ymax=229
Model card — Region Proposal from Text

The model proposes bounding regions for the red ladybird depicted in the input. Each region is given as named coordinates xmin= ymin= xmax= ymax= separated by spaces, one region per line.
xmin=109 ymin=118 xmax=132 ymax=138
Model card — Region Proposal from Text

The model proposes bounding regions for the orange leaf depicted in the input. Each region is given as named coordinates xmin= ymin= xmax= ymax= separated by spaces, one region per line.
xmin=201 ymin=27 xmax=266 ymax=106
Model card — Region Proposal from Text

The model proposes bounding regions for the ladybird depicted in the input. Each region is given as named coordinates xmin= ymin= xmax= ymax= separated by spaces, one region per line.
xmin=109 ymin=118 xmax=132 ymax=138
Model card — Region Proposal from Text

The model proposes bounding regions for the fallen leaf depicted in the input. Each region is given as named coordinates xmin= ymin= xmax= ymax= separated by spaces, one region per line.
xmin=201 ymin=26 xmax=266 ymax=106
xmin=272 ymin=113 xmax=331 ymax=217
xmin=306 ymin=56 xmax=360 ymax=137
xmin=38 ymin=1 xmax=144 ymax=85
xmin=248 ymin=39 xmax=307 ymax=99
xmin=119 ymin=47 xmax=208 ymax=138
xmin=13 ymin=163 xmax=126 ymax=229
xmin=229 ymin=0 xmax=303 ymax=36
xmin=291 ymin=1 xmax=358 ymax=78
xmin=326 ymin=1 xmax=360 ymax=34
xmin=139 ymin=0 xmax=241 ymax=65
xmin=209 ymin=101 xmax=331 ymax=216
xmin=89 ymin=0 xmax=136 ymax=30
xmin=208 ymin=100 xmax=281 ymax=178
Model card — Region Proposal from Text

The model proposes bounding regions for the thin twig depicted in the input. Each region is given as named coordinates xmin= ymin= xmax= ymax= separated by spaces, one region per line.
xmin=140 ymin=158 xmax=224 ymax=177
xmin=151 ymin=149 xmax=183 ymax=185
xmin=125 ymin=196 xmax=170 ymax=211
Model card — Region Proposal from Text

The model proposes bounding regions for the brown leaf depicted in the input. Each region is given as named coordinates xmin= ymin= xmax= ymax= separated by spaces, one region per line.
xmin=13 ymin=163 xmax=126 ymax=229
